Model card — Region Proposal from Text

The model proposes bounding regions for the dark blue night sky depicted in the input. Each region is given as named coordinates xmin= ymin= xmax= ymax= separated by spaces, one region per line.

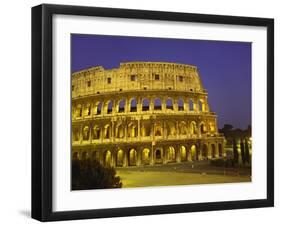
xmin=71 ymin=34 xmax=251 ymax=129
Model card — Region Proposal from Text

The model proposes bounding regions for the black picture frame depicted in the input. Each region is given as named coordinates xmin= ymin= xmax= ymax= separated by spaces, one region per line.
xmin=32 ymin=3 xmax=274 ymax=222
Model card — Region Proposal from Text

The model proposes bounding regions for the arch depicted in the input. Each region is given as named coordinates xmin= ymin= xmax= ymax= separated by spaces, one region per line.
xmin=154 ymin=122 xmax=163 ymax=136
xmin=190 ymin=144 xmax=198 ymax=161
xmin=72 ymin=128 xmax=80 ymax=141
xmin=93 ymin=102 xmax=102 ymax=115
xmin=116 ymin=149 xmax=124 ymax=167
xmin=128 ymin=122 xmax=137 ymax=138
xmin=107 ymin=100 xmax=113 ymax=114
xmin=104 ymin=150 xmax=112 ymax=167
xmin=179 ymin=121 xmax=187 ymax=135
xmin=142 ymin=98 xmax=150 ymax=111
xmin=116 ymin=124 xmax=125 ymax=138
xmin=178 ymin=98 xmax=184 ymax=111
xmin=199 ymin=99 xmax=206 ymax=112
xmin=82 ymin=126 xmax=89 ymax=140
xmin=92 ymin=125 xmax=101 ymax=139
xmin=180 ymin=146 xmax=187 ymax=161
xmin=211 ymin=143 xmax=216 ymax=158
xmin=218 ymin=143 xmax=223 ymax=157
xmin=200 ymin=122 xmax=206 ymax=134
xmin=118 ymin=99 xmax=125 ymax=113
xmin=202 ymin=144 xmax=208 ymax=160
xmin=166 ymin=98 xmax=173 ymax=110
xmin=167 ymin=146 xmax=176 ymax=163
xmin=142 ymin=148 xmax=150 ymax=165
xmin=103 ymin=124 xmax=111 ymax=139
xmin=167 ymin=121 xmax=176 ymax=136
xmin=155 ymin=149 xmax=162 ymax=160
xmin=129 ymin=149 xmax=137 ymax=166
xmin=141 ymin=122 xmax=151 ymax=137
xmin=130 ymin=98 xmax=137 ymax=112
xmin=85 ymin=103 xmax=91 ymax=116
xmin=76 ymin=104 xmax=82 ymax=117
xmin=154 ymin=98 xmax=162 ymax=110
xmin=189 ymin=99 xmax=194 ymax=111
xmin=190 ymin=121 xmax=197 ymax=135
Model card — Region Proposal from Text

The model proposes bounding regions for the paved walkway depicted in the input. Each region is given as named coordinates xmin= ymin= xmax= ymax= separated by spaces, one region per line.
xmin=116 ymin=161 xmax=251 ymax=188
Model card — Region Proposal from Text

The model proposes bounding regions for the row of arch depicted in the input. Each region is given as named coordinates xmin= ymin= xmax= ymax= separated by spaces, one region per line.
xmin=73 ymin=143 xmax=223 ymax=167
xmin=73 ymin=97 xmax=208 ymax=118
xmin=72 ymin=120 xmax=217 ymax=142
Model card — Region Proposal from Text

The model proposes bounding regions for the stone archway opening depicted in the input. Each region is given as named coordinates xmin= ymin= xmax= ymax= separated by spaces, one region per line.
xmin=116 ymin=149 xmax=124 ymax=167
xmin=190 ymin=145 xmax=198 ymax=161
xmin=180 ymin=146 xmax=187 ymax=162
xmin=167 ymin=146 xmax=176 ymax=163
xmin=202 ymin=144 xmax=208 ymax=160
xmin=155 ymin=149 xmax=162 ymax=164
xmin=142 ymin=148 xmax=150 ymax=165
xmin=104 ymin=150 xmax=112 ymax=167
xmin=129 ymin=149 xmax=137 ymax=166
xmin=211 ymin=144 xmax=216 ymax=158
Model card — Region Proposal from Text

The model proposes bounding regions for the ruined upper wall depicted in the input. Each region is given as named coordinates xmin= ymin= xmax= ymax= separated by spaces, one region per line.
xmin=72 ymin=62 xmax=206 ymax=98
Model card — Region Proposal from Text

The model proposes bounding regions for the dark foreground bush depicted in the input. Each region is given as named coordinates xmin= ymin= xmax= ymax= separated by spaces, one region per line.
xmin=72 ymin=159 xmax=122 ymax=190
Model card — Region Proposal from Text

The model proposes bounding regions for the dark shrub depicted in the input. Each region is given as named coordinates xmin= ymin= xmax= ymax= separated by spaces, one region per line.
xmin=72 ymin=159 xmax=122 ymax=190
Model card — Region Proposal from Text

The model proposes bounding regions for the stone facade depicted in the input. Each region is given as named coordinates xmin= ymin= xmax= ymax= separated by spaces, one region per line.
xmin=72 ymin=62 xmax=225 ymax=167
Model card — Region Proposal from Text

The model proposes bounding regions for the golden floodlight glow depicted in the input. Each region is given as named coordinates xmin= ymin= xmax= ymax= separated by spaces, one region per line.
xmin=71 ymin=62 xmax=225 ymax=167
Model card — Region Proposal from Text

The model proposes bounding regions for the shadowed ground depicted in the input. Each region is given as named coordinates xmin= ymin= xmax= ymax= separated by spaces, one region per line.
xmin=116 ymin=161 xmax=251 ymax=188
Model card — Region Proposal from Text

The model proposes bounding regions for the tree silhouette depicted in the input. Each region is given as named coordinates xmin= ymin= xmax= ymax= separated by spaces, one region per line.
xmin=245 ymin=139 xmax=250 ymax=164
xmin=240 ymin=139 xmax=246 ymax=164
xmin=233 ymin=139 xmax=239 ymax=164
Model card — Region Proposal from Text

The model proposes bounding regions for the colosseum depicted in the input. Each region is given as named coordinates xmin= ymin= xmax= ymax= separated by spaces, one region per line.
xmin=72 ymin=62 xmax=225 ymax=167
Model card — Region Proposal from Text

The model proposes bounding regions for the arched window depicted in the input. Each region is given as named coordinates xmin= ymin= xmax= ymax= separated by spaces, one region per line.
xmin=154 ymin=98 xmax=162 ymax=110
xmin=142 ymin=148 xmax=150 ymax=165
xmin=190 ymin=121 xmax=197 ymax=135
xmin=107 ymin=100 xmax=113 ymax=114
xmin=189 ymin=99 xmax=194 ymax=111
xmin=82 ymin=126 xmax=89 ymax=140
xmin=166 ymin=98 xmax=173 ymax=110
xmin=142 ymin=98 xmax=150 ymax=111
xmin=116 ymin=124 xmax=125 ymax=138
xmin=200 ymin=123 xmax=206 ymax=134
xmin=128 ymin=123 xmax=137 ymax=137
xmin=77 ymin=105 xmax=82 ymax=117
xmin=130 ymin=98 xmax=137 ymax=112
xmin=92 ymin=126 xmax=101 ymax=139
xmin=95 ymin=102 xmax=102 ymax=115
xmin=178 ymin=98 xmax=184 ymax=111
xmin=104 ymin=124 xmax=111 ymax=139
xmin=118 ymin=99 xmax=125 ymax=113
xmin=199 ymin=99 xmax=205 ymax=112
xmin=155 ymin=149 xmax=161 ymax=159
xmin=85 ymin=104 xmax=91 ymax=116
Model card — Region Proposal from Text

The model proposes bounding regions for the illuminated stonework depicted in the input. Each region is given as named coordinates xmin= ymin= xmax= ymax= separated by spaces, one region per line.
xmin=72 ymin=62 xmax=225 ymax=167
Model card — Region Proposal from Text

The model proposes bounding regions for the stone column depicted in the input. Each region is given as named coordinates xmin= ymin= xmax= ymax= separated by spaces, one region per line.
xmin=176 ymin=121 xmax=179 ymax=139
xmin=176 ymin=147 xmax=181 ymax=163
xmin=150 ymin=145 xmax=154 ymax=165
xmin=89 ymin=123 xmax=92 ymax=144
xmin=79 ymin=125 xmax=83 ymax=144
xmin=137 ymin=148 xmax=141 ymax=166
xmin=138 ymin=119 xmax=141 ymax=141
xmin=124 ymin=122 xmax=128 ymax=141
xmin=163 ymin=148 xmax=167 ymax=164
